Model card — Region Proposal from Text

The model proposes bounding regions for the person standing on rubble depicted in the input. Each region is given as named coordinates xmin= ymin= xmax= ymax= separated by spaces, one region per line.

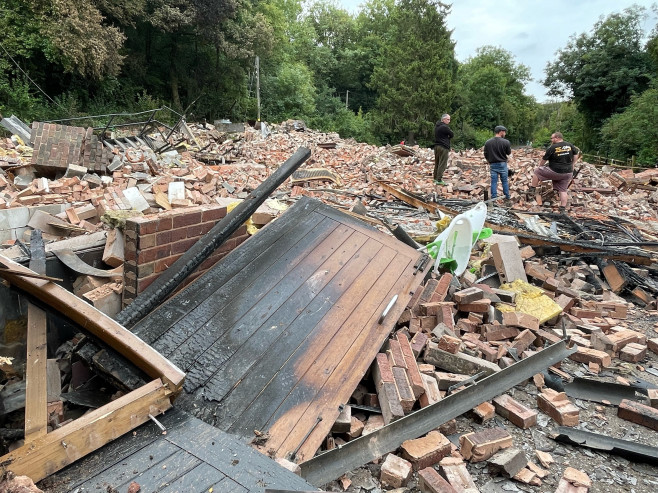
xmin=483 ymin=125 xmax=512 ymax=205
xmin=531 ymin=132 xmax=579 ymax=213
xmin=433 ymin=114 xmax=453 ymax=185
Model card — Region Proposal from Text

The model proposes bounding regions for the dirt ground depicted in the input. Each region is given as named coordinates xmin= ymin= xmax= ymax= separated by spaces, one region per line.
xmin=323 ymin=308 xmax=658 ymax=493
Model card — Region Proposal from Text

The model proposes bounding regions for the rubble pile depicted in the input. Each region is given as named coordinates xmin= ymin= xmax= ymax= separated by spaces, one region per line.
xmin=1 ymin=118 xmax=658 ymax=491
xmin=314 ymin=235 xmax=658 ymax=492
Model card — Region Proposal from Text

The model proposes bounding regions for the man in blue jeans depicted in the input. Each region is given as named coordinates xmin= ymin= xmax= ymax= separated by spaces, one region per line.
xmin=483 ymin=125 xmax=512 ymax=205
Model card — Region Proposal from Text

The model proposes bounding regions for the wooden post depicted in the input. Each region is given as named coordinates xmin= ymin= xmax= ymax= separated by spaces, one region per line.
xmin=24 ymin=231 xmax=48 ymax=442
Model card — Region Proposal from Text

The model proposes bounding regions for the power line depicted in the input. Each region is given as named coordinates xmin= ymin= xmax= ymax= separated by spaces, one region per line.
xmin=0 ymin=40 xmax=61 ymax=107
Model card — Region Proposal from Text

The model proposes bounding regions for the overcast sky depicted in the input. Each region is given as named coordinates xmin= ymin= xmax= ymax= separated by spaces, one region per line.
xmin=336 ymin=0 xmax=657 ymax=101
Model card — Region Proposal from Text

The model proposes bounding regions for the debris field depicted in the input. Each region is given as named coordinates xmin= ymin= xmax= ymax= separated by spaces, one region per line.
xmin=0 ymin=116 xmax=657 ymax=492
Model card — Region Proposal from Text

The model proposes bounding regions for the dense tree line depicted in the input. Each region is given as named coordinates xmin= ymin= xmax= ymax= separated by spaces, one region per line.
xmin=0 ymin=1 xmax=656 ymax=163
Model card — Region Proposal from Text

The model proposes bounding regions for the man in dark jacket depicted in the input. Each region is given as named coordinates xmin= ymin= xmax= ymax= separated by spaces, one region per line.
xmin=483 ymin=125 xmax=512 ymax=204
xmin=433 ymin=114 xmax=453 ymax=185
xmin=531 ymin=132 xmax=579 ymax=212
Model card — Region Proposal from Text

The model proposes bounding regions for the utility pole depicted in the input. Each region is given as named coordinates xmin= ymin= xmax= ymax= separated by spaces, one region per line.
xmin=345 ymin=90 xmax=349 ymax=109
xmin=255 ymin=56 xmax=261 ymax=123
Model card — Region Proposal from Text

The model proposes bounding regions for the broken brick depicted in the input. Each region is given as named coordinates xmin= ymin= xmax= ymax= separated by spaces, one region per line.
xmin=618 ymin=399 xmax=658 ymax=431
xmin=400 ymin=430 xmax=451 ymax=471
xmin=493 ymin=394 xmax=538 ymax=429
xmin=537 ymin=389 xmax=579 ymax=426
xmin=380 ymin=454 xmax=412 ymax=489
xmin=459 ymin=427 xmax=513 ymax=462
xmin=418 ymin=467 xmax=457 ymax=493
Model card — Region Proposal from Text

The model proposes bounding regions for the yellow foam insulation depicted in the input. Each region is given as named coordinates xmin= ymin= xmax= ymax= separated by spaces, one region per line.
xmin=227 ymin=202 xmax=258 ymax=235
xmin=497 ymin=279 xmax=563 ymax=323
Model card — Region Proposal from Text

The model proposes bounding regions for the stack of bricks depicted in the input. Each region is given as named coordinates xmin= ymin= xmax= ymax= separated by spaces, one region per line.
xmin=30 ymin=122 xmax=112 ymax=175
xmin=122 ymin=204 xmax=248 ymax=307
xmin=30 ymin=122 xmax=86 ymax=176
xmin=80 ymin=128 xmax=110 ymax=174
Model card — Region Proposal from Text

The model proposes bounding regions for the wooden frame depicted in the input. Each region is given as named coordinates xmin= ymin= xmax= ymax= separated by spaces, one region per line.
xmin=0 ymin=254 xmax=185 ymax=482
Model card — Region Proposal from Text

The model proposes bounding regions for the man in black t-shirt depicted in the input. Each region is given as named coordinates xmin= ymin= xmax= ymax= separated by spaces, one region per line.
xmin=531 ymin=132 xmax=579 ymax=211
xmin=484 ymin=125 xmax=512 ymax=204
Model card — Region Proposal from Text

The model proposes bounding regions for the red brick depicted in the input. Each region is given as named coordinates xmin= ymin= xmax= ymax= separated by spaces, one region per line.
xmin=380 ymin=454 xmax=412 ymax=489
xmin=172 ymin=210 xmax=202 ymax=228
xmin=537 ymin=389 xmax=579 ymax=426
xmin=509 ymin=329 xmax=537 ymax=354
xmin=187 ymin=222 xmax=214 ymax=238
xmin=171 ymin=238 xmax=198 ymax=255
xmin=437 ymin=335 xmax=461 ymax=354
xmin=648 ymin=337 xmax=658 ymax=354
xmin=156 ymin=216 xmax=173 ymax=232
xmin=397 ymin=333 xmax=425 ymax=399
xmin=202 ymin=207 xmax=227 ymax=222
xmin=457 ymin=298 xmax=491 ymax=313
xmin=170 ymin=227 xmax=188 ymax=242
xmin=568 ymin=347 xmax=611 ymax=367
xmin=410 ymin=332 xmax=429 ymax=357
xmin=482 ymin=324 xmax=520 ymax=341
xmin=418 ymin=467 xmax=457 ymax=493
xmin=502 ymin=312 xmax=539 ymax=331
xmin=401 ymin=431 xmax=451 ymax=470
xmin=618 ymin=399 xmax=658 ymax=430
xmin=619 ymin=342 xmax=647 ymax=362
xmin=137 ymin=245 xmax=171 ymax=264
xmin=471 ymin=401 xmax=495 ymax=423
xmin=156 ymin=230 xmax=172 ymax=246
xmin=493 ymin=394 xmax=537 ymax=429
xmin=139 ymin=233 xmax=156 ymax=249
xmin=155 ymin=256 xmax=179 ymax=273
xmin=419 ymin=302 xmax=443 ymax=316
xmin=387 ymin=339 xmax=407 ymax=368
xmin=453 ymin=287 xmax=484 ymax=304
xmin=459 ymin=427 xmax=513 ymax=462
xmin=137 ymin=274 xmax=158 ymax=293
xmin=132 ymin=218 xmax=157 ymax=235
xmin=431 ymin=273 xmax=453 ymax=302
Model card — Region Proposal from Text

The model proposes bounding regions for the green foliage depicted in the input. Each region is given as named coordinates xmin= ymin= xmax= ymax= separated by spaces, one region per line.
xmin=261 ymin=62 xmax=317 ymax=121
xmin=600 ymin=83 xmax=658 ymax=165
xmin=533 ymin=101 xmax=586 ymax=149
xmin=367 ymin=0 xmax=457 ymax=143
xmin=456 ymin=46 xmax=537 ymax=144
xmin=544 ymin=6 xmax=654 ymax=144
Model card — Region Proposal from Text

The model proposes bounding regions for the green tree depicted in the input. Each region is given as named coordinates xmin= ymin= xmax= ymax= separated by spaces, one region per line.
xmin=366 ymin=0 xmax=457 ymax=143
xmin=533 ymin=101 xmax=586 ymax=149
xmin=544 ymin=6 xmax=654 ymax=139
xmin=600 ymin=83 xmax=658 ymax=165
xmin=455 ymin=46 xmax=536 ymax=144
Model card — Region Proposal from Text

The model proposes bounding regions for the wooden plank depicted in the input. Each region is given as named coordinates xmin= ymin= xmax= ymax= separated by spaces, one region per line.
xmin=159 ymin=467 xmax=244 ymax=493
xmin=25 ymin=230 xmax=48 ymax=442
xmin=134 ymin=202 xmax=327 ymax=344
xmin=0 ymin=255 xmax=185 ymax=392
xmin=259 ymin=250 xmax=414 ymax=460
xmin=163 ymin=412 xmax=313 ymax=491
xmin=268 ymin=255 xmax=415 ymax=461
xmin=186 ymin=228 xmax=369 ymax=396
xmin=74 ymin=439 xmax=186 ymax=490
xmin=160 ymin=219 xmax=349 ymax=374
xmin=24 ymin=302 xmax=48 ymax=441
xmin=1 ymin=379 xmax=172 ymax=483
xmin=506 ymin=234 xmax=654 ymax=266
xmin=213 ymin=236 xmax=388 ymax=428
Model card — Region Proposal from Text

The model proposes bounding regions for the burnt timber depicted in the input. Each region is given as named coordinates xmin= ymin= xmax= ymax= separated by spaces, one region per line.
xmin=132 ymin=197 xmax=429 ymax=463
